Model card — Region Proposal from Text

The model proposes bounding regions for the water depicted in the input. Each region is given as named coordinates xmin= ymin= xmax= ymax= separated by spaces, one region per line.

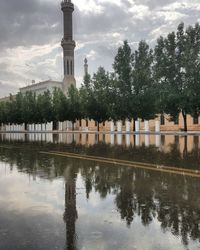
xmin=0 ymin=133 xmax=200 ymax=250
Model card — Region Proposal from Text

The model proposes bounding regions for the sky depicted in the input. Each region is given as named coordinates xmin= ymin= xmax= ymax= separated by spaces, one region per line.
xmin=0 ymin=0 xmax=200 ymax=97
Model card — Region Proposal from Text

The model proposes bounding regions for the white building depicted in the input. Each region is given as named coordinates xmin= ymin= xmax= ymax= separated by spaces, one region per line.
xmin=20 ymin=80 xmax=62 ymax=96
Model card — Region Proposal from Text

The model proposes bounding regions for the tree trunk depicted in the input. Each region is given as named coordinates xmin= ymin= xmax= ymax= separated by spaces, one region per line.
xmin=72 ymin=122 xmax=74 ymax=131
xmin=25 ymin=123 xmax=27 ymax=131
xmin=97 ymin=122 xmax=100 ymax=132
xmin=133 ymin=119 xmax=136 ymax=132
xmin=182 ymin=112 xmax=187 ymax=132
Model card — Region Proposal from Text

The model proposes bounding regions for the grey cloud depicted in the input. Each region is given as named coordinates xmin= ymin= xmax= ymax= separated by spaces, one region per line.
xmin=0 ymin=82 xmax=18 ymax=98
xmin=75 ymin=3 xmax=130 ymax=37
xmin=134 ymin=0 xmax=176 ymax=9
xmin=0 ymin=0 xmax=61 ymax=48
xmin=0 ymin=0 xmax=199 ymax=91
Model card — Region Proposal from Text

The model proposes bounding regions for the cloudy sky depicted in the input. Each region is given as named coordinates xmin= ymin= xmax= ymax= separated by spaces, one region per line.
xmin=0 ymin=0 xmax=200 ymax=97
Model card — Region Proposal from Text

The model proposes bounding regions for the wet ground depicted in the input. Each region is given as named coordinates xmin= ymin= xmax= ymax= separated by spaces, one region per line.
xmin=0 ymin=133 xmax=200 ymax=250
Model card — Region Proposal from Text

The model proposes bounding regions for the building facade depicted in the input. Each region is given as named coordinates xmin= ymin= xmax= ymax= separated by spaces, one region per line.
xmin=20 ymin=80 xmax=62 ymax=96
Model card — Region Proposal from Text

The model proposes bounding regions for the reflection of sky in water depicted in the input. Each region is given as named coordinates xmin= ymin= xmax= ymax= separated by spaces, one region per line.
xmin=0 ymin=152 xmax=200 ymax=250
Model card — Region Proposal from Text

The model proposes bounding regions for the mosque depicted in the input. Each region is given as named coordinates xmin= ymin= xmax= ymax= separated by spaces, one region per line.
xmin=21 ymin=0 xmax=76 ymax=96
xmin=1 ymin=0 xmax=200 ymax=132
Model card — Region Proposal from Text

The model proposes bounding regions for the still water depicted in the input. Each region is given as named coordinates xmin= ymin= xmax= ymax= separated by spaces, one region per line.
xmin=0 ymin=133 xmax=200 ymax=250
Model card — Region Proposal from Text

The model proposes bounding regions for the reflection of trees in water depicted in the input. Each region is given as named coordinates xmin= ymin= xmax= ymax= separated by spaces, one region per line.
xmin=1 ymin=136 xmax=200 ymax=169
xmin=76 ymin=157 xmax=200 ymax=246
xmin=155 ymin=174 xmax=200 ymax=246
xmin=115 ymin=169 xmax=136 ymax=226
xmin=0 ymin=144 xmax=200 ymax=246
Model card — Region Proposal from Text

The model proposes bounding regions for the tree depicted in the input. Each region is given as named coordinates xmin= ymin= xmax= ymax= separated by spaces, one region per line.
xmin=183 ymin=23 xmax=200 ymax=123
xmin=67 ymin=85 xmax=82 ymax=130
xmin=91 ymin=67 xmax=111 ymax=130
xmin=52 ymin=88 xmax=68 ymax=122
xmin=11 ymin=92 xmax=23 ymax=125
xmin=113 ymin=40 xmax=133 ymax=123
xmin=79 ymin=72 xmax=92 ymax=120
xmin=132 ymin=40 xmax=156 ymax=121
xmin=154 ymin=22 xmax=200 ymax=131
xmin=22 ymin=91 xmax=38 ymax=125
xmin=81 ymin=67 xmax=111 ymax=131
xmin=0 ymin=102 xmax=7 ymax=125
xmin=37 ymin=90 xmax=53 ymax=124
xmin=80 ymin=67 xmax=113 ymax=131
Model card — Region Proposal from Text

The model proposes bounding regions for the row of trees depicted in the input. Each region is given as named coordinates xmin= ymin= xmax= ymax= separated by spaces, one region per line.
xmin=0 ymin=22 xmax=200 ymax=131
xmin=0 ymin=87 xmax=82 ymax=130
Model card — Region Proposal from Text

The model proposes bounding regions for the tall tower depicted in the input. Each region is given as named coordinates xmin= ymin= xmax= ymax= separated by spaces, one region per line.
xmin=84 ymin=58 xmax=88 ymax=76
xmin=61 ymin=0 xmax=76 ymax=94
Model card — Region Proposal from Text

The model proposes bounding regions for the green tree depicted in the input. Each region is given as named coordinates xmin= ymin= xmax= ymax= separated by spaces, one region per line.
xmin=52 ymin=88 xmax=68 ymax=122
xmin=132 ymin=40 xmax=156 ymax=121
xmin=79 ymin=72 xmax=92 ymax=120
xmin=154 ymin=22 xmax=200 ymax=131
xmin=0 ymin=102 xmax=7 ymax=125
xmin=81 ymin=67 xmax=111 ymax=131
xmin=67 ymin=85 xmax=82 ymax=130
xmin=37 ymin=90 xmax=53 ymax=124
xmin=183 ymin=23 xmax=200 ymax=123
xmin=113 ymin=40 xmax=133 ymax=123
xmin=22 ymin=91 xmax=38 ymax=125
xmin=11 ymin=92 xmax=23 ymax=125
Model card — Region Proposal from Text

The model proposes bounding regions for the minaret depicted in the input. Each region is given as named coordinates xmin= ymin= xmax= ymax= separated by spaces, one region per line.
xmin=84 ymin=58 xmax=88 ymax=76
xmin=61 ymin=0 xmax=76 ymax=94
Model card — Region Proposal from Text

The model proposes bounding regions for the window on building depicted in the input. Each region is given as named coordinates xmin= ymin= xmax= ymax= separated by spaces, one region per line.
xmin=193 ymin=115 xmax=199 ymax=125
xmin=71 ymin=61 xmax=73 ymax=75
xmin=67 ymin=60 xmax=69 ymax=75
xmin=160 ymin=114 xmax=165 ymax=125
xmin=64 ymin=61 xmax=66 ymax=75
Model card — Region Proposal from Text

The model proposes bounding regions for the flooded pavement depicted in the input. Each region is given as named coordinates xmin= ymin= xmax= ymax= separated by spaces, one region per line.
xmin=0 ymin=133 xmax=200 ymax=250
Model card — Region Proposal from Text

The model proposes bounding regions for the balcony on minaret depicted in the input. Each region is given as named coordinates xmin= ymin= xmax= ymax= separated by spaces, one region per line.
xmin=61 ymin=0 xmax=74 ymax=11
xmin=61 ymin=38 xmax=75 ymax=48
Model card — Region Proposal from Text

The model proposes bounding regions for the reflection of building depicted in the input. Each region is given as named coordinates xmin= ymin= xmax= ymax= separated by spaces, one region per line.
xmin=63 ymin=166 xmax=78 ymax=250
xmin=2 ymin=132 xmax=199 ymax=156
